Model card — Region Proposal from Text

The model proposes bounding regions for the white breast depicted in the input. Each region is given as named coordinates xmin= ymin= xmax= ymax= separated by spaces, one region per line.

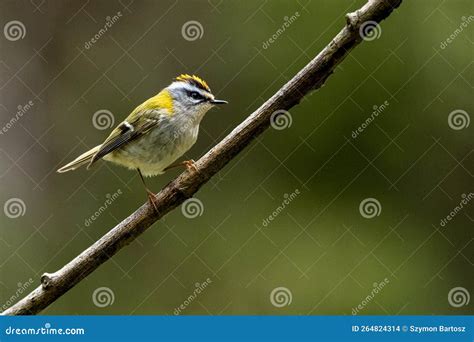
xmin=105 ymin=114 xmax=201 ymax=177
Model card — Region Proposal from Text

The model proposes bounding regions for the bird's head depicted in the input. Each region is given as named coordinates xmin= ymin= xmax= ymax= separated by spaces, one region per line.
xmin=166 ymin=74 xmax=227 ymax=119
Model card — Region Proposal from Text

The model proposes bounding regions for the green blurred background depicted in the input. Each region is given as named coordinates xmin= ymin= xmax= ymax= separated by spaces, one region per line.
xmin=0 ymin=0 xmax=472 ymax=315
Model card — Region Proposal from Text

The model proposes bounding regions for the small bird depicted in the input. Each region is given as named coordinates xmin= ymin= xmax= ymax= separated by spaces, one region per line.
xmin=57 ymin=74 xmax=228 ymax=208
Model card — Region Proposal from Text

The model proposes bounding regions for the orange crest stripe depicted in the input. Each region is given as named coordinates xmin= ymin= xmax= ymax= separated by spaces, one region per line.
xmin=175 ymin=74 xmax=211 ymax=92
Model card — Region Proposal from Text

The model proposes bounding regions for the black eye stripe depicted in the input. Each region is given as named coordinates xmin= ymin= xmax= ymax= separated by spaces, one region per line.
xmin=187 ymin=91 xmax=205 ymax=100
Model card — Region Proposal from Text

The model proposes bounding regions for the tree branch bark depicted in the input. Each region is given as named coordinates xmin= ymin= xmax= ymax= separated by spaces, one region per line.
xmin=2 ymin=0 xmax=403 ymax=315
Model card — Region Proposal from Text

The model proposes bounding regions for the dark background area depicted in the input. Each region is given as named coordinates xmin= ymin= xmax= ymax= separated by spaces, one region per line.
xmin=0 ymin=0 xmax=472 ymax=315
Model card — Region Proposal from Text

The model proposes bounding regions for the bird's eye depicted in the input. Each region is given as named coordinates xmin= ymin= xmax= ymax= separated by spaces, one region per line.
xmin=189 ymin=91 xmax=201 ymax=100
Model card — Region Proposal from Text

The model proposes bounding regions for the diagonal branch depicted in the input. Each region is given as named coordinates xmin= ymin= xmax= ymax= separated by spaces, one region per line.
xmin=2 ymin=0 xmax=403 ymax=315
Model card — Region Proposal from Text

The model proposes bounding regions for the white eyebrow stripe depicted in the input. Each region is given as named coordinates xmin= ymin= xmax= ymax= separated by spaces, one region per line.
xmin=169 ymin=81 xmax=210 ymax=97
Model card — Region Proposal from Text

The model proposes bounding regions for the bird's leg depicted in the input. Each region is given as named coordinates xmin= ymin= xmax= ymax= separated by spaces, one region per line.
xmin=137 ymin=168 xmax=158 ymax=213
xmin=163 ymin=159 xmax=197 ymax=173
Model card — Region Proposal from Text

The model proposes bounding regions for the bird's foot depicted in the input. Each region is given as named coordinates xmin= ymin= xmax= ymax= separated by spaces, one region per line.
xmin=183 ymin=159 xmax=197 ymax=173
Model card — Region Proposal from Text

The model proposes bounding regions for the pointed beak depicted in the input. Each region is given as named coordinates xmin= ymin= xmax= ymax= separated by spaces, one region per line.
xmin=210 ymin=99 xmax=228 ymax=105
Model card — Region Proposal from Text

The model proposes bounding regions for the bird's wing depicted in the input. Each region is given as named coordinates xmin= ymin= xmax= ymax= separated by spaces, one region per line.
xmin=88 ymin=109 xmax=161 ymax=167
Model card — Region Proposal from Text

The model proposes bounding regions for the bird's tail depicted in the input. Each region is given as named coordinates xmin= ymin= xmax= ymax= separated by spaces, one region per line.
xmin=57 ymin=145 xmax=100 ymax=173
